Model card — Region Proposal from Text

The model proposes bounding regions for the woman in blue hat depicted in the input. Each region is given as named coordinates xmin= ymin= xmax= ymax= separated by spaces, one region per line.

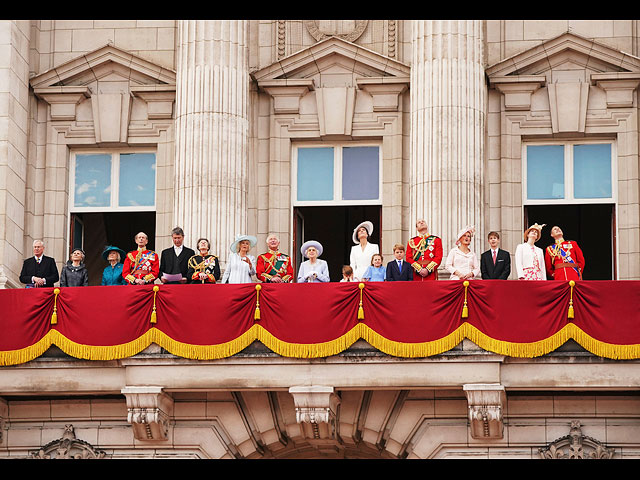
xmin=101 ymin=245 xmax=127 ymax=286
xmin=297 ymin=240 xmax=330 ymax=283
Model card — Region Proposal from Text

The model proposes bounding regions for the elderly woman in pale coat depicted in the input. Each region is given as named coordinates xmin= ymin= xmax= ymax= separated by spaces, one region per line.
xmin=297 ymin=240 xmax=330 ymax=283
xmin=445 ymin=225 xmax=480 ymax=280
xmin=515 ymin=223 xmax=547 ymax=281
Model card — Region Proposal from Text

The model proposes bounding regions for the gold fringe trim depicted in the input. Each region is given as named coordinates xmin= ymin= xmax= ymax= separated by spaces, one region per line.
xmin=3 ymin=322 xmax=640 ymax=366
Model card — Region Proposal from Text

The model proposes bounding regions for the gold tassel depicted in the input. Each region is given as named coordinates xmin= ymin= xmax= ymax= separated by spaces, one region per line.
xmin=358 ymin=283 xmax=365 ymax=320
xmin=51 ymin=288 xmax=60 ymax=325
xmin=568 ymin=280 xmax=575 ymax=319
xmin=150 ymin=285 xmax=159 ymax=324
xmin=254 ymin=284 xmax=261 ymax=321
xmin=461 ymin=280 xmax=469 ymax=318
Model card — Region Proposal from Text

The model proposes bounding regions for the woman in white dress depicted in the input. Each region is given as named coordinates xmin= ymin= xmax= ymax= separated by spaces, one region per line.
xmin=445 ymin=225 xmax=480 ymax=280
xmin=515 ymin=223 xmax=547 ymax=280
xmin=349 ymin=221 xmax=379 ymax=281
xmin=221 ymin=234 xmax=257 ymax=284
xmin=297 ymin=240 xmax=330 ymax=283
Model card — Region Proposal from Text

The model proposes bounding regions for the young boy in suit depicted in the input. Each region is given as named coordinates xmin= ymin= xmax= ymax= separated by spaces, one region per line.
xmin=480 ymin=231 xmax=511 ymax=280
xmin=386 ymin=244 xmax=413 ymax=281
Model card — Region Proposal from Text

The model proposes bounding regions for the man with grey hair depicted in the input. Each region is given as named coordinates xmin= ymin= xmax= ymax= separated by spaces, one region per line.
xmin=256 ymin=233 xmax=294 ymax=283
xmin=19 ymin=240 xmax=59 ymax=288
xmin=159 ymin=227 xmax=195 ymax=284
xmin=122 ymin=232 xmax=159 ymax=285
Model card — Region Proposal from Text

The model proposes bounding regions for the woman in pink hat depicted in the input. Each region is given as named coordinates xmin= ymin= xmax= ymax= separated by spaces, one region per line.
xmin=444 ymin=225 xmax=480 ymax=280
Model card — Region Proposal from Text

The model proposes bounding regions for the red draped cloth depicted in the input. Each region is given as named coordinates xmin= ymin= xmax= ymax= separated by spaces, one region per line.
xmin=0 ymin=280 xmax=638 ymax=365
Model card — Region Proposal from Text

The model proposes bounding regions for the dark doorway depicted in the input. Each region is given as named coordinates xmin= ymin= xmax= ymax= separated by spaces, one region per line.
xmin=70 ymin=212 xmax=156 ymax=286
xmin=293 ymin=206 xmax=382 ymax=282
xmin=524 ymin=204 xmax=614 ymax=280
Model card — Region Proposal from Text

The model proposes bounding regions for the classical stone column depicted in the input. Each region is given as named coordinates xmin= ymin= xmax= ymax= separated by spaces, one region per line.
xmin=174 ymin=20 xmax=249 ymax=263
xmin=410 ymin=20 xmax=486 ymax=255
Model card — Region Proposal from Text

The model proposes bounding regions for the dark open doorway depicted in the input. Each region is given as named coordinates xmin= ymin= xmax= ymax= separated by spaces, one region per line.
xmin=70 ymin=212 xmax=156 ymax=285
xmin=524 ymin=204 xmax=615 ymax=280
xmin=293 ymin=206 xmax=382 ymax=282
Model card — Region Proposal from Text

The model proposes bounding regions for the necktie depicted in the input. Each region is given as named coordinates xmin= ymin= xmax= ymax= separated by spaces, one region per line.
xmin=398 ymin=260 xmax=402 ymax=270
xmin=492 ymin=250 xmax=497 ymax=265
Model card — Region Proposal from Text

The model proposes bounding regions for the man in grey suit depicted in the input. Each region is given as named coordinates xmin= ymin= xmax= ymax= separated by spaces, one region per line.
xmin=480 ymin=231 xmax=511 ymax=280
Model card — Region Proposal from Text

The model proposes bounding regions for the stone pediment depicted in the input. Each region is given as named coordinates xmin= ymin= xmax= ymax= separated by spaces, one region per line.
xmin=30 ymin=44 xmax=175 ymax=89
xmin=252 ymin=36 xmax=410 ymax=85
xmin=487 ymin=31 xmax=640 ymax=79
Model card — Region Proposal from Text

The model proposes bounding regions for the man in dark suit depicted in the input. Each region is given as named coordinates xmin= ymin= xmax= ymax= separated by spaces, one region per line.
xmin=386 ymin=243 xmax=413 ymax=281
xmin=19 ymin=240 xmax=59 ymax=287
xmin=480 ymin=231 xmax=511 ymax=280
xmin=159 ymin=227 xmax=196 ymax=284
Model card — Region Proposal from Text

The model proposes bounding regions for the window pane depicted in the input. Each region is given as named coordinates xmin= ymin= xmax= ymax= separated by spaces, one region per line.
xmin=573 ymin=144 xmax=612 ymax=199
xmin=118 ymin=153 xmax=156 ymax=207
xmin=526 ymin=145 xmax=565 ymax=199
xmin=74 ymin=154 xmax=112 ymax=207
xmin=342 ymin=146 xmax=379 ymax=200
xmin=297 ymin=148 xmax=334 ymax=201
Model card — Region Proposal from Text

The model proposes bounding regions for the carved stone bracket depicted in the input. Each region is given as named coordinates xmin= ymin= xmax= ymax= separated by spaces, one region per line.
xmin=591 ymin=72 xmax=640 ymax=108
xmin=33 ymin=86 xmax=90 ymax=121
xmin=289 ymin=386 xmax=341 ymax=442
xmin=131 ymin=85 xmax=176 ymax=120
xmin=259 ymin=79 xmax=314 ymax=115
xmin=31 ymin=425 xmax=106 ymax=459
xmin=490 ymin=75 xmax=546 ymax=111
xmin=463 ymin=383 xmax=506 ymax=439
xmin=356 ymin=77 xmax=409 ymax=112
xmin=539 ymin=420 xmax=615 ymax=459
xmin=122 ymin=386 xmax=174 ymax=441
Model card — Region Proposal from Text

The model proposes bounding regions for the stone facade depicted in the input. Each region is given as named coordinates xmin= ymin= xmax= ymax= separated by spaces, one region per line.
xmin=0 ymin=20 xmax=639 ymax=459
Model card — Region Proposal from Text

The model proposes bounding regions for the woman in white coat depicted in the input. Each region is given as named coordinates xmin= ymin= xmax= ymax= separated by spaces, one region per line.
xmin=515 ymin=223 xmax=547 ymax=280
xmin=222 ymin=234 xmax=257 ymax=284
xmin=297 ymin=240 xmax=330 ymax=283
xmin=445 ymin=225 xmax=480 ymax=280
xmin=349 ymin=221 xmax=379 ymax=281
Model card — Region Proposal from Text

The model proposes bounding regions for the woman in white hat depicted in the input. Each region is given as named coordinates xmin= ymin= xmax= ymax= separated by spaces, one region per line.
xmin=515 ymin=223 xmax=547 ymax=280
xmin=349 ymin=221 xmax=379 ymax=281
xmin=444 ymin=225 xmax=480 ymax=280
xmin=221 ymin=234 xmax=257 ymax=284
xmin=297 ymin=240 xmax=330 ymax=283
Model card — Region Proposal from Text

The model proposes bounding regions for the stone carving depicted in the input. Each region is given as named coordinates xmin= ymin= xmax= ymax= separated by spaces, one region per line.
xmin=277 ymin=20 xmax=286 ymax=59
xmin=388 ymin=20 xmax=396 ymax=58
xmin=463 ymin=384 xmax=505 ymax=439
xmin=539 ymin=421 xmax=615 ymax=459
xmin=289 ymin=386 xmax=341 ymax=442
xmin=304 ymin=20 xmax=368 ymax=43
xmin=122 ymin=386 xmax=173 ymax=441
xmin=31 ymin=425 xmax=106 ymax=459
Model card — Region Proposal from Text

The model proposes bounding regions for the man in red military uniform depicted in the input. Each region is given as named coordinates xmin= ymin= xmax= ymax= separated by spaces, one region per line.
xmin=406 ymin=219 xmax=443 ymax=281
xmin=256 ymin=233 xmax=294 ymax=283
xmin=123 ymin=231 xmax=159 ymax=285
xmin=544 ymin=225 xmax=585 ymax=281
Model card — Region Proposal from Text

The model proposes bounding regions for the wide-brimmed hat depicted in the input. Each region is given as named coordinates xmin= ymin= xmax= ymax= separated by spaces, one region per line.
xmin=352 ymin=221 xmax=374 ymax=244
xmin=455 ymin=225 xmax=475 ymax=246
xmin=524 ymin=223 xmax=546 ymax=242
xmin=301 ymin=240 xmax=323 ymax=258
xmin=230 ymin=234 xmax=257 ymax=253
xmin=102 ymin=245 xmax=125 ymax=261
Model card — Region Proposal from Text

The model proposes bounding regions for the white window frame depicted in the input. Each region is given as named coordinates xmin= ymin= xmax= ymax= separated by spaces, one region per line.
xmin=522 ymin=140 xmax=617 ymax=205
xmin=292 ymin=142 xmax=383 ymax=207
xmin=69 ymin=149 xmax=157 ymax=213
